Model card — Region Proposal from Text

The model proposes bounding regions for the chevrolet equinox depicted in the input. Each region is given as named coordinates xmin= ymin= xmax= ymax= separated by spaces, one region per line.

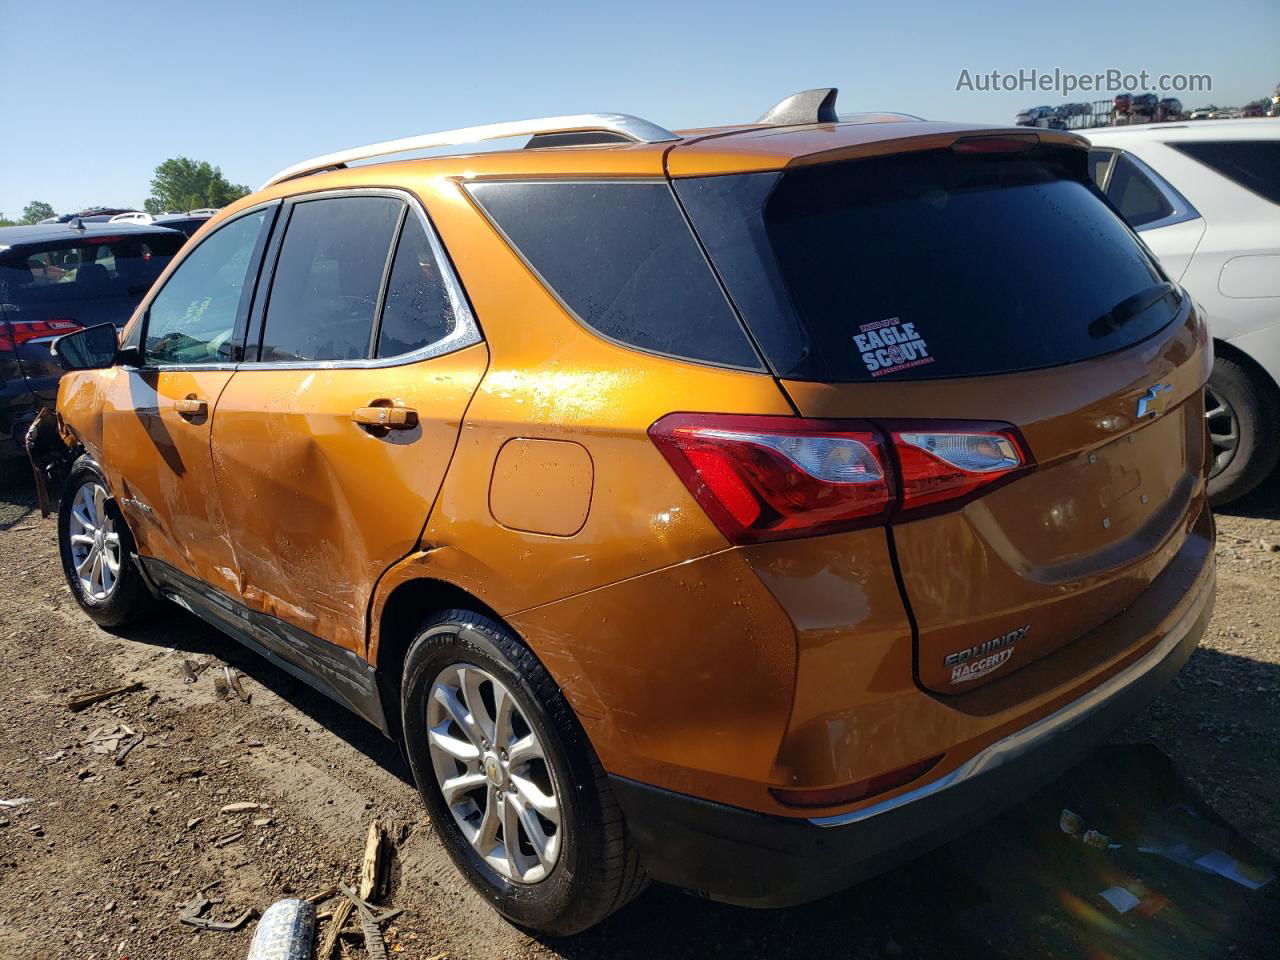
xmin=38 ymin=88 xmax=1216 ymax=934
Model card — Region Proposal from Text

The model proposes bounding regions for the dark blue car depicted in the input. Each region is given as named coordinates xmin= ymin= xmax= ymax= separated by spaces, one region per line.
xmin=0 ymin=221 xmax=186 ymax=462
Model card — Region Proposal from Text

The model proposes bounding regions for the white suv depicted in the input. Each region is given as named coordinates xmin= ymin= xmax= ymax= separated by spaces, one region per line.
xmin=1086 ymin=119 xmax=1280 ymax=503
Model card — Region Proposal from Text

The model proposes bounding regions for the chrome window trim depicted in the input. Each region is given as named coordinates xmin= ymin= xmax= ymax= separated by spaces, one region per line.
xmin=808 ymin=566 xmax=1212 ymax=828
xmin=245 ymin=187 xmax=482 ymax=371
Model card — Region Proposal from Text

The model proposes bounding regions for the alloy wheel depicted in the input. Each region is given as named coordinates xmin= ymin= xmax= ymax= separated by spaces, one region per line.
xmin=425 ymin=662 xmax=562 ymax=883
xmin=1204 ymin=384 xmax=1239 ymax=478
xmin=67 ymin=481 xmax=121 ymax=602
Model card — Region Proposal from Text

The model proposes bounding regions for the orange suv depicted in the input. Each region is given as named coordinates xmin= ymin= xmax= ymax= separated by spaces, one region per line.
xmin=39 ymin=88 xmax=1215 ymax=934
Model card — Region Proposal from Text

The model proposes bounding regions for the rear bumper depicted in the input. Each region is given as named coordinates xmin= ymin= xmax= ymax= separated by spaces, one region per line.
xmin=610 ymin=531 xmax=1215 ymax=908
xmin=0 ymin=375 xmax=39 ymax=460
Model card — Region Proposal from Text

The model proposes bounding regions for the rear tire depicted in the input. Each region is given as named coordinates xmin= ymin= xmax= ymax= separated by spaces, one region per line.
xmin=1205 ymin=354 xmax=1280 ymax=506
xmin=58 ymin=456 xmax=155 ymax=627
xmin=400 ymin=609 xmax=646 ymax=934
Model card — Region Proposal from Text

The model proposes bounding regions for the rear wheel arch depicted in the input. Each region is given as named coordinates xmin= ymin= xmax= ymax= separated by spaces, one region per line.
xmin=1213 ymin=336 xmax=1280 ymax=397
xmin=1206 ymin=337 xmax=1280 ymax=504
xmin=373 ymin=576 xmax=504 ymax=743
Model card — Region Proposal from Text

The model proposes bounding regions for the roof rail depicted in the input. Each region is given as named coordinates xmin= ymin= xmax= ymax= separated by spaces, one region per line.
xmin=261 ymin=113 xmax=680 ymax=188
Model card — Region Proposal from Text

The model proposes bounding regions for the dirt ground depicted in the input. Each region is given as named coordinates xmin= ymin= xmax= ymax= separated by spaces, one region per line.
xmin=1 ymin=468 xmax=1278 ymax=960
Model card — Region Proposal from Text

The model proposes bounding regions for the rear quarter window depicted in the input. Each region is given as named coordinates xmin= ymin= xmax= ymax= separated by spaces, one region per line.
xmin=466 ymin=180 xmax=762 ymax=370
xmin=1102 ymin=155 xmax=1175 ymax=227
xmin=1170 ymin=140 xmax=1280 ymax=205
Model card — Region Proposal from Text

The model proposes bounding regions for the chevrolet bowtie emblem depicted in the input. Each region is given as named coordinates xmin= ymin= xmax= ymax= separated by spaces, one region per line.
xmin=1136 ymin=383 xmax=1173 ymax=419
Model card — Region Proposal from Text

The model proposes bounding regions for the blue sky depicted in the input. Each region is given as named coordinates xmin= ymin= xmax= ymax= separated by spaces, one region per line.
xmin=1 ymin=0 xmax=1276 ymax=217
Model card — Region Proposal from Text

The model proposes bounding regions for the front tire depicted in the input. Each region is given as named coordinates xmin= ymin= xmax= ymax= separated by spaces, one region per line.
xmin=400 ymin=609 xmax=646 ymax=934
xmin=1205 ymin=354 xmax=1280 ymax=506
xmin=58 ymin=457 xmax=154 ymax=627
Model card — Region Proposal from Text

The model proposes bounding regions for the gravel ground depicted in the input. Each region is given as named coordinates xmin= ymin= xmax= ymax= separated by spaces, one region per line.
xmin=0 ymin=468 xmax=1277 ymax=960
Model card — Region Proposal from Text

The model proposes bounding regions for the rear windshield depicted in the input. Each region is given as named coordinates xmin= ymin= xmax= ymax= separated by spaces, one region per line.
xmin=1170 ymin=140 xmax=1280 ymax=205
xmin=678 ymin=146 xmax=1179 ymax=381
xmin=0 ymin=232 xmax=185 ymax=327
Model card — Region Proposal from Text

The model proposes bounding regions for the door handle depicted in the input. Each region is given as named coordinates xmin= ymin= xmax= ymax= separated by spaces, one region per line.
xmin=175 ymin=396 xmax=208 ymax=418
xmin=352 ymin=405 xmax=418 ymax=430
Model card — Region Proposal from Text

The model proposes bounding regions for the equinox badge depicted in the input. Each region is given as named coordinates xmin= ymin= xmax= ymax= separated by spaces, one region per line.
xmin=944 ymin=625 xmax=1029 ymax=684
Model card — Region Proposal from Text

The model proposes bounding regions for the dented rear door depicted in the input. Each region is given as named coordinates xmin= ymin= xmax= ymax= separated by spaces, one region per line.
xmin=209 ymin=194 xmax=487 ymax=658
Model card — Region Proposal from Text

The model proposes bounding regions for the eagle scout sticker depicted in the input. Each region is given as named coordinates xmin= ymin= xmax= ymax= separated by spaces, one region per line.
xmin=853 ymin=317 xmax=935 ymax=377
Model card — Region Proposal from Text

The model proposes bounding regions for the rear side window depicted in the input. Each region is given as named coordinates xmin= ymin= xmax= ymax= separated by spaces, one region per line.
xmin=1104 ymin=155 xmax=1175 ymax=227
xmin=260 ymin=196 xmax=402 ymax=362
xmin=680 ymin=147 xmax=1178 ymax=382
xmin=467 ymin=181 xmax=761 ymax=369
xmin=1171 ymin=140 xmax=1280 ymax=205
xmin=376 ymin=214 xmax=456 ymax=358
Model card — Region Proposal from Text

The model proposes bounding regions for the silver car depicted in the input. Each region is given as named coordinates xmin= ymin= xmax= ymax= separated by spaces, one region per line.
xmin=1087 ymin=119 xmax=1280 ymax=503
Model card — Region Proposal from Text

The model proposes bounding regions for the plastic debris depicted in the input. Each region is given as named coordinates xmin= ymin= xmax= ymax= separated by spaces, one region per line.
xmin=178 ymin=895 xmax=255 ymax=931
xmin=246 ymin=898 xmax=316 ymax=960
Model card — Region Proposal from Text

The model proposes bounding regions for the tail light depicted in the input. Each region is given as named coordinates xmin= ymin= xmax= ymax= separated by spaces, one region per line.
xmin=650 ymin=413 xmax=1032 ymax=545
xmin=0 ymin=319 xmax=81 ymax=352
xmin=648 ymin=414 xmax=892 ymax=545
xmin=891 ymin=427 xmax=1029 ymax=513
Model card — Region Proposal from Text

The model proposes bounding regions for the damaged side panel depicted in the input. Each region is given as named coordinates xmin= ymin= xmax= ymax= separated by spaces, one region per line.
xmin=27 ymin=369 xmax=112 ymax=515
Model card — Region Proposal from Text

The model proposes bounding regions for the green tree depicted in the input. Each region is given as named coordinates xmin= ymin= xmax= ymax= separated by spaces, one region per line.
xmin=144 ymin=157 xmax=249 ymax=215
xmin=21 ymin=200 xmax=56 ymax=224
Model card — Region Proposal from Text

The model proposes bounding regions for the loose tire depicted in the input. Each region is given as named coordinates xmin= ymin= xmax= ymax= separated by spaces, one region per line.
xmin=1205 ymin=354 xmax=1280 ymax=506
xmin=58 ymin=456 xmax=155 ymax=627
xmin=401 ymin=609 xmax=646 ymax=934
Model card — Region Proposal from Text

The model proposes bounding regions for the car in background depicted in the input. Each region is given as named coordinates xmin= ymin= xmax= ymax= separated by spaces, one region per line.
xmin=1087 ymin=118 xmax=1280 ymax=503
xmin=0 ymin=221 xmax=186 ymax=464
xmin=106 ymin=212 xmax=154 ymax=225
xmin=1015 ymin=105 xmax=1054 ymax=126
xmin=105 ymin=211 xmax=213 ymax=237
xmin=149 ymin=213 xmax=212 ymax=238
xmin=1131 ymin=93 xmax=1158 ymax=118
xmin=1015 ymin=106 xmax=1064 ymax=129
xmin=1242 ymin=103 xmax=1267 ymax=119
xmin=1156 ymin=98 xmax=1183 ymax=122
xmin=41 ymin=208 xmax=141 ymax=225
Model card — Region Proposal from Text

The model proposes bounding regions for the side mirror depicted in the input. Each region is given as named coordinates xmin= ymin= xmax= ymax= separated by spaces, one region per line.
xmin=52 ymin=322 xmax=122 ymax=371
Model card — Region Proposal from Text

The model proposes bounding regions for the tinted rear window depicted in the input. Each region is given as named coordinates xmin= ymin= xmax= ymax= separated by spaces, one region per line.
xmin=679 ymin=147 xmax=1177 ymax=381
xmin=0 ymin=232 xmax=184 ymax=327
xmin=1171 ymin=140 xmax=1280 ymax=205
xmin=467 ymin=181 xmax=762 ymax=370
